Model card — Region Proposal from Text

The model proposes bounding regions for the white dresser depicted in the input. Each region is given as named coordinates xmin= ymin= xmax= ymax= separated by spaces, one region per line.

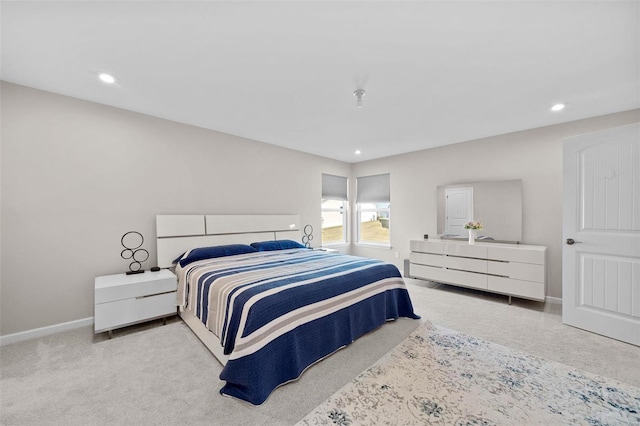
xmin=94 ymin=269 xmax=177 ymax=337
xmin=409 ymin=239 xmax=546 ymax=303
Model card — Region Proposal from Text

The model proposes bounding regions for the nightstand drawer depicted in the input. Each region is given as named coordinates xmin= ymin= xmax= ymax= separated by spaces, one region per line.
xmin=94 ymin=291 xmax=176 ymax=332
xmin=95 ymin=270 xmax=176 ymax=304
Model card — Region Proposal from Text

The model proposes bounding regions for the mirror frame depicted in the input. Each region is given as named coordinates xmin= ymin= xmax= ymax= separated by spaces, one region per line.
xmin=436 ymin=180 xmax=523 ymax=244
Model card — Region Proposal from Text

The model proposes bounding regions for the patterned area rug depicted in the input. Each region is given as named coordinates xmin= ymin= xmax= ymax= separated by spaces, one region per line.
xmin=297 ymin=321 xmax=640 ymax=425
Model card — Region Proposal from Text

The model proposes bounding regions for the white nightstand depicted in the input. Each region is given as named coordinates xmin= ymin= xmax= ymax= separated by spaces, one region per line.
xmin=94 ymin=269 xmax=177 ymax=338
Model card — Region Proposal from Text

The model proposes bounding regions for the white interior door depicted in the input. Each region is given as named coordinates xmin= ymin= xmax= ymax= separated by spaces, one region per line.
xmin=563 ymin=123 xmax=640 ymax=346
xmin=445 ymin=188 xmax=473 ymax=235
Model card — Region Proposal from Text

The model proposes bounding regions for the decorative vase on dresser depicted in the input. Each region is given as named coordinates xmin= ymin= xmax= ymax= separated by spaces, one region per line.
xmin=468 ymin=229 xmax=476 ymax=245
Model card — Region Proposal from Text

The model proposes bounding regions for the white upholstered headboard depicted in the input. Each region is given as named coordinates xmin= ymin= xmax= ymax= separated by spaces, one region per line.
xmin=156 ymin=214 xmax=301 ymax=268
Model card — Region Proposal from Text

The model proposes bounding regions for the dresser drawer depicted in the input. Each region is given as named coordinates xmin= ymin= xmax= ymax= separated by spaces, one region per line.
xmin=487 ymin=246 xmax=545 ymax=264
xmin=412 ymin=263 xmax=487 ymax=290
xmin=410 ymin=240 xmax=443 ymax=255
xmin=445 ymin=256 xmax=487 ymax=273
xmin=487 ymin=260 xmax=509 ymax=276
xmin=444 ymin=243 xmax=487 ymax=259
xmin=442 ymin=269 xmax=488 ymax=290
xmin=488 ymin=276 xmax=544 ymax=301
xmin=410 ymin=252 xmax=444 ymax=267
xmin=509 ymin=262 xmax=545 ymax=283
xmin=410 ymin=263 xmax=445 ymax=281
xmin=95 ymin=291 xmax=177 ymax=332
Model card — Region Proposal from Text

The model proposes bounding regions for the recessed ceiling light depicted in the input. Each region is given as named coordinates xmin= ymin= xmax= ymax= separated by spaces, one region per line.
xmin=98 ymin=73 xmax=116 ymax=84
xmin=355 ymin=150 xmax=362 ymax=155
xmin=551 ymin=103 xmax=566 ymax=112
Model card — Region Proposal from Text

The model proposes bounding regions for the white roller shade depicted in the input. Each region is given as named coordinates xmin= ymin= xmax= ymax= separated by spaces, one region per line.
xmin=356 ymin=173 xmax=390 ymax=203
xmin=322 ymin=174 xmax=348 ymax=201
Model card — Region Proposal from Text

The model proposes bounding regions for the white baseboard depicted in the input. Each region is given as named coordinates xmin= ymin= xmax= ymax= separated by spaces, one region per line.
xmin=0 ymin=317 xmax=94 ymax=346
xmin=545 ymin=296 xmax=562 ymax=305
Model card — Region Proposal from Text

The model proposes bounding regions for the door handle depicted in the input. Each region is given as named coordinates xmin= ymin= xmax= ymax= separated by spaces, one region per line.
xmin=566 ymin=238 xmax=581 ymax=245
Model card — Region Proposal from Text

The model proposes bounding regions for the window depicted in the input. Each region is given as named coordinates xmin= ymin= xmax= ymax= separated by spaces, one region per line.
xmin=356 ymin=173 xmax=390 ymax=246
xmin=321 ymin=174 xmax=348 ymax=245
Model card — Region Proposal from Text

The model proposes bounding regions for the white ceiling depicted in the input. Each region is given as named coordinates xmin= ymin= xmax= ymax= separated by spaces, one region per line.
xmin=2 ymin=1 xmax=638 ymax=163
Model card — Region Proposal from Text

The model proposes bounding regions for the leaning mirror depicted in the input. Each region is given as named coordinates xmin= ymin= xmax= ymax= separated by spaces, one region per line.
xmin=436 ymin=180 xmax=523 ymax=243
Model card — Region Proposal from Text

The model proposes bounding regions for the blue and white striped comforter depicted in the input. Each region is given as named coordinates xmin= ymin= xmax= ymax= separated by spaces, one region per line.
xmin=176 ymin=248 xmax=419 ymax=404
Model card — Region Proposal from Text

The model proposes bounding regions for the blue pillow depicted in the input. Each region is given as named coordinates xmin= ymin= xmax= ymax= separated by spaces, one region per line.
xmin=250 ymin=240 xmax=306 ymax=251
xmin=172 ymin=252 xmax=186 ymax=264
xmin=179 ymin=244 xmax=257 ymax=267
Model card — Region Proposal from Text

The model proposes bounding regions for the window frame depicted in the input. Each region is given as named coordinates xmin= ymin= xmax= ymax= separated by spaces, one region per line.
xmin=321 ymin=173 xmax=349 ymax=247
xmin=356 ymin=202 xmax=391 ymax=247
xmin=355 ymin=173 xmax=391 ymax=248
xmin=321 ymin=199 xmax=349 ymax=246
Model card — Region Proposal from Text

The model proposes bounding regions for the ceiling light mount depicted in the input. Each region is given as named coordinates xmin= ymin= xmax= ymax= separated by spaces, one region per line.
xmin=353 ymin=89 xmax=366 ymax=108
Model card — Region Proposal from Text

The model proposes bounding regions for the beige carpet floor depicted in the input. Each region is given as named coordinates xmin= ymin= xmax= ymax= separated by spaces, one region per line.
xmin=1 ymin=279 xmax=638 ymax=425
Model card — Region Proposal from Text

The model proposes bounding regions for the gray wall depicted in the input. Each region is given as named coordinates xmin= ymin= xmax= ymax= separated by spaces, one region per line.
xmin=3 ymin=80 xmax=639 ymax=336
xmin=351 ymin=109 xmax=640 ymax=300
xmin=0 ymin=82 xmax=350 ymax=336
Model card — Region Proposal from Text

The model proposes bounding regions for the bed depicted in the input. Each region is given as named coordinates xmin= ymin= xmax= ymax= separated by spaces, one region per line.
xmin=157 ymin=214 xmax=420 ymax=405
